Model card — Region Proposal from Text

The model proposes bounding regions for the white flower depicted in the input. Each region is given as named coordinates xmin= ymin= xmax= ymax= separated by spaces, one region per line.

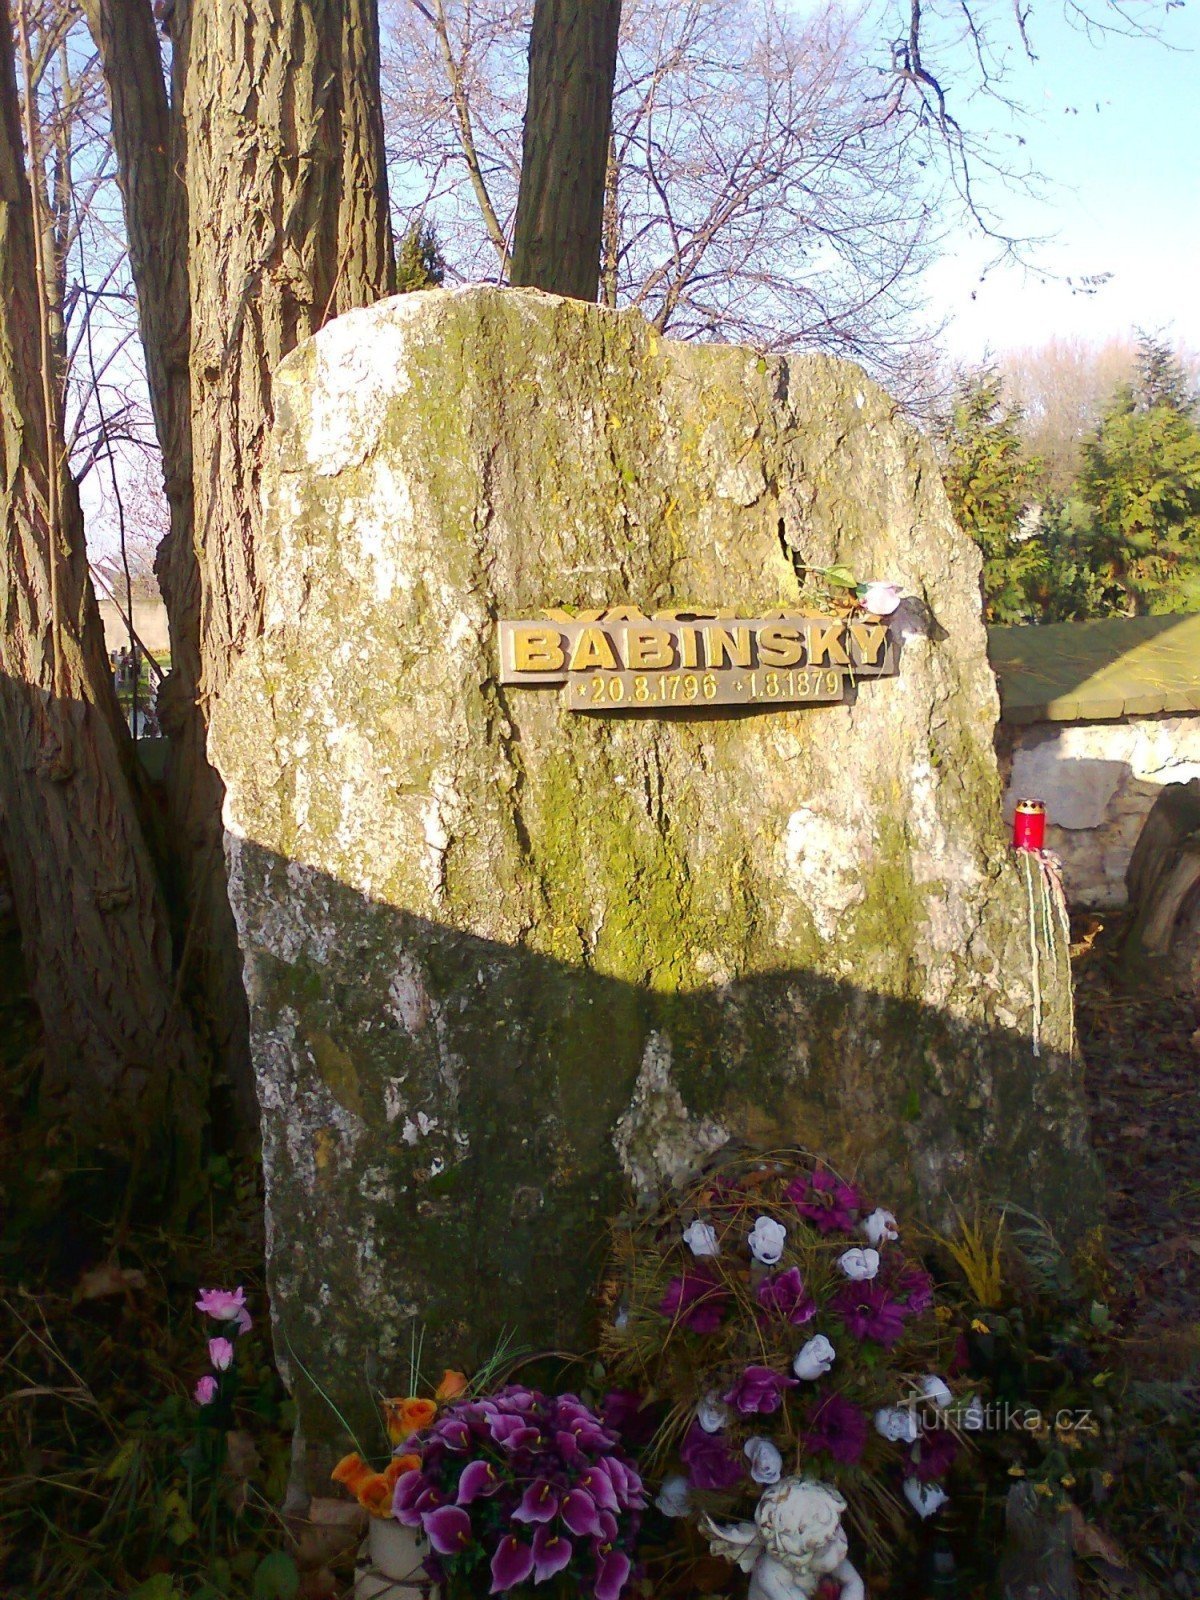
xmin=874 ymin=1405 xmax=919 ymax=1443
xmin=903 ymin=1479 xmax=949 ymax=1519
xmin=683 ymin=1219 xmax=720 ymax=1257
xmin=613 ymin=1306 xmax=629 ymax=1332
xmin=702 ymin=1515 xmax=761 ymax=1573
xmin=756 ymin=1477 xmax=848 ymax=1578
xmin=744 ymin=1436 xmax=783 ymax=1485
xmin=748 ymin=1216 xmax=787 ymax=1265
xmin=655 ymin=1475 xmax=692 ymax=1518
xmin=961 ymin=1395 xmax=985 ymax=1432
xmin=792 ymin=1334 xmax=836 ymax=1380
xmin=836 ymin=1247 xmax=880 ymax=1281
xmin=920 ymin=1375 xmax=953 ymax=1409
xmin=697 ymin=1393 xmax=729 ymax=1434
xmin=860 ymin=581 xmax=902 ymax=616
xmin=861 ymin=1208 xmax=898 ymax=1247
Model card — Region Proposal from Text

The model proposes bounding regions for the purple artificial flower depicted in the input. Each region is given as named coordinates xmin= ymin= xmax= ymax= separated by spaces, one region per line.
xmin=194 ymin=1374 xmax=217 ymax=1406
xmin=423 ymin=1505 xmax=473 ymax=1556
xmin=392 ymin=1469 xmax=431 ymax=1526
xmin=658 ymin=1267 xmax=728 ymax=1334
xmin=786 ymin=1169 xmax=861 ymax=1235
xmin=679 ymin=1421 xmax=743 ymax=1490
xmin=804 ymin=1394 xmax=869 ymax=1466
xmin=456 ymin=1459 xmax=501 ymax=1504
xmin=490 ymin=1534 xmax=535 ymax=1594
xmin=513 ymin=1478 xmax=560 ymax=1524
xmin=580 ymin=1462 xmax=620 ymax=1512
xmin=756 ymin=1267 xmax=818 ymax=1327
xmin=891 ymin=1261 xmax=935 ymax=1315
xmin=532 ymin=1524 xmax=573 ymax=1582
xmin=436 ymin=1416 xmax=472 ymax=1452
xmin=561 ymin=1488 xmax=603 ymax=1538
xmin=905 ymin=1426 xmax=959 ymax=1482
xmin=601 ymin=1390 xmax=658 ymax=1447
xmin=833 ymin=1280 xmax=909 ymax=1348
xmin=723 ymin=1365 xmax=798 ymax=1416
xmin=595 ymin=1548 xmax=632 ymax=1600
xmin=488 ymin=1412 xmax=541 ymax=1451
xmin=195 ymin=1286 xmax=248 ymax=1322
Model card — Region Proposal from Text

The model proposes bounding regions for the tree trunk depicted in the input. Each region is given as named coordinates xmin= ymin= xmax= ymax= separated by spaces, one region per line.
xmin=0 ymin=0 xmax=203 ymax=1170
xmin=86 ymin=0 xmax=396 ymax=1132
xmin=82 ymin=0 xmax=255 ymax=1129
xmin=510 ymin=0 xmax=622 ymax=302
xmin=337 ymin=0 xmax=396 ymax=311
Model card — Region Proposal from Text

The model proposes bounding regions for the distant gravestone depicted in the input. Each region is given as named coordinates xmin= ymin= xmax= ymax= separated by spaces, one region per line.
xmin=208 ymin=287 xmax=1098 ymax=1454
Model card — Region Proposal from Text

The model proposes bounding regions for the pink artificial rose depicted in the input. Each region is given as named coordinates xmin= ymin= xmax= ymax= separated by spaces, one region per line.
xmin=209 ymin=1336 xmax=235 ymax=1371
xmin=194 ymin=1374 xmax=218 ymax=1406
xmin=195 ymin=1286 xmax=247 ymax=1322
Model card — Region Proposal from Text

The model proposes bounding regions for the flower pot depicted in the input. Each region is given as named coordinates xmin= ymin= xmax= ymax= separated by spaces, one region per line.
xmin=355 ymin=1516 xmax=437 ymax=1599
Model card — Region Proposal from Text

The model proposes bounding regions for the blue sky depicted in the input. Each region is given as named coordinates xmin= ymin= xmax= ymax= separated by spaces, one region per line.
xmin=919 ymin=0 xmax=1199 ymax=358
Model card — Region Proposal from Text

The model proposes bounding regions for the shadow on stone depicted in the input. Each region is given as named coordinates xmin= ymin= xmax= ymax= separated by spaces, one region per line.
xmin=233 ymin=839 xmax=1099 ymax=1453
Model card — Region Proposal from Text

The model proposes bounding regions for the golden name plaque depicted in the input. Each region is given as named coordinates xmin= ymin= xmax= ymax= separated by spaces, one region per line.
xmin=497 ymin=610 xmax=896 ymax=712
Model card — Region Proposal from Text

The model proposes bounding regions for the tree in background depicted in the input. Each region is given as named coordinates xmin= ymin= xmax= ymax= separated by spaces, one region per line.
xmin=509 ymin=0 xmax=622 ymax=300
xmin=396 ymin=218 xmax=448 ymax=290
xmin=1077 ymin=334 xmax=1200 ymax=614
xmin=937 ymin=366 xmax=1044 ymax=623
xmin=383 ymin=0 xmax=942 ymax=388
xmin=1001 ymin=336 xmax=1138 ymax=500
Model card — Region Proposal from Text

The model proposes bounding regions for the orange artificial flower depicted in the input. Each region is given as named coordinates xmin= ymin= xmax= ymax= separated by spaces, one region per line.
xmin=383 ymin=1395 xmax=439 ymax=1445
xmin=331 ymin=1452 xmax=374 ymax=1494
xmin=358 ymin=1473 xmax=395 ymax=1516
xmin=435 ymin=1369 xmax=469 ymax=1402
xmin=385 ymin=1453 xmax=421 ymax=1489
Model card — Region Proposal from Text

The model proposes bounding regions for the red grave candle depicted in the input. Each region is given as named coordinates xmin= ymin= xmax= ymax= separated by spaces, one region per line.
xmin=1012 ymin=799 xmax=1046 ymax=852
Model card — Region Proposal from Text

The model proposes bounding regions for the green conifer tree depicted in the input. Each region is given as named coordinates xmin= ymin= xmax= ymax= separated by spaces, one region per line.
xmin=395 ymin=220 xmax=447 ymax=292
xmin=1076 ymin=333 xmax=1200 ymax=614
xmin=938 ymin=366 xmax=1045 ymax=623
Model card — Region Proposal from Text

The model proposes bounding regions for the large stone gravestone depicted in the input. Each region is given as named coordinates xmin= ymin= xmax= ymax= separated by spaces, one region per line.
xmin=209 ymin=286 xmax=1098 ymax=1449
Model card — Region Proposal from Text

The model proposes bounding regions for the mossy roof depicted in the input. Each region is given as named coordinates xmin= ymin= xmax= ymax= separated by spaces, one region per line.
xmin=988 ymin=614 xmax=1200 ymax=724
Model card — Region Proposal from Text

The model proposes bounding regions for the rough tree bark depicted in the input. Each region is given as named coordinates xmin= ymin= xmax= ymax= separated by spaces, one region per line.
xmin=0 ymin=0 xmax=202 ymax=1166
xmin=84 ymin=0 xmax=396 ymax=1128
xmin=510 ymin=0 xmax=623 ymax=302
xmin=81 ymin=0 xmax=252 ymax=1123
xmin=337 ymin=0 xmax=396 ymax=311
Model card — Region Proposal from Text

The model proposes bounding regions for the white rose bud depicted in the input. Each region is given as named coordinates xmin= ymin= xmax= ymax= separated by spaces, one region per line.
xmin=961 ymin=1395 xmax=985 ymax=1432
xmin=655 ymin=1475 xmax=692 ymax=1518
xmin=921 ymin=1375 xmax=953 ymax=1409
xmin=747 ymin=1216 xmax=787 ymax=1265
xmin=697 ymin=1393 xmax=729 ymax=1434
xmin=903 ymin=1479 xmax=949 ymax=1519
xmin=874 ymin=1405 xmax=919 ymax=1443
xmin=860 ymin=581 xmax=902 ymax=616
xmin=861 ymin=1208 xmax=898 ymax=1247
xmin=682 ymin=1219 xmax=720 ymax=1257
xmin=836 ymin=1247 xmax=880 ymax=1281
xmin=792 ymin=1334 xmax=836 ymax=1380
xmin=744 ymin=1436 xmax=783 ymax=1485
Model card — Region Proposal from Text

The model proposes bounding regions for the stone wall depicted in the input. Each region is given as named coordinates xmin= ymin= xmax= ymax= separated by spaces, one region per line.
xmin=1000 ymin=714 xmax=1200 ymax=908
xmin=208 ymin=286 xmax=1098 ymax=1451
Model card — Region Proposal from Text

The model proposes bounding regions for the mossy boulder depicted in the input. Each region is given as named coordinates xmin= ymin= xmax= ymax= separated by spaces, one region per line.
xmin=209 ymin=286 xmax=1098 ymax=1456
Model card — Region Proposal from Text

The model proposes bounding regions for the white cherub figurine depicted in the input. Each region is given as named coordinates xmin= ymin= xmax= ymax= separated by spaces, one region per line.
xmin=704 ymin=1477 xmax=865 ymax=1600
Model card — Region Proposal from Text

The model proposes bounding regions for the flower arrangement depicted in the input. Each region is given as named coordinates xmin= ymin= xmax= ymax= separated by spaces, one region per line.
xmin=332 ymin=1368 xmax=469 ymax=1517
xmin=392 ymin=1384 xmax=646 ymax=1599
xmin=601 ymin=1152 xmax=962 ymax=1585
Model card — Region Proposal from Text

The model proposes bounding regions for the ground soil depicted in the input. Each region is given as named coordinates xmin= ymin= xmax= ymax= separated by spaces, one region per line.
xmin=1075 ymin=910 xmax=1200 ymax=1333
